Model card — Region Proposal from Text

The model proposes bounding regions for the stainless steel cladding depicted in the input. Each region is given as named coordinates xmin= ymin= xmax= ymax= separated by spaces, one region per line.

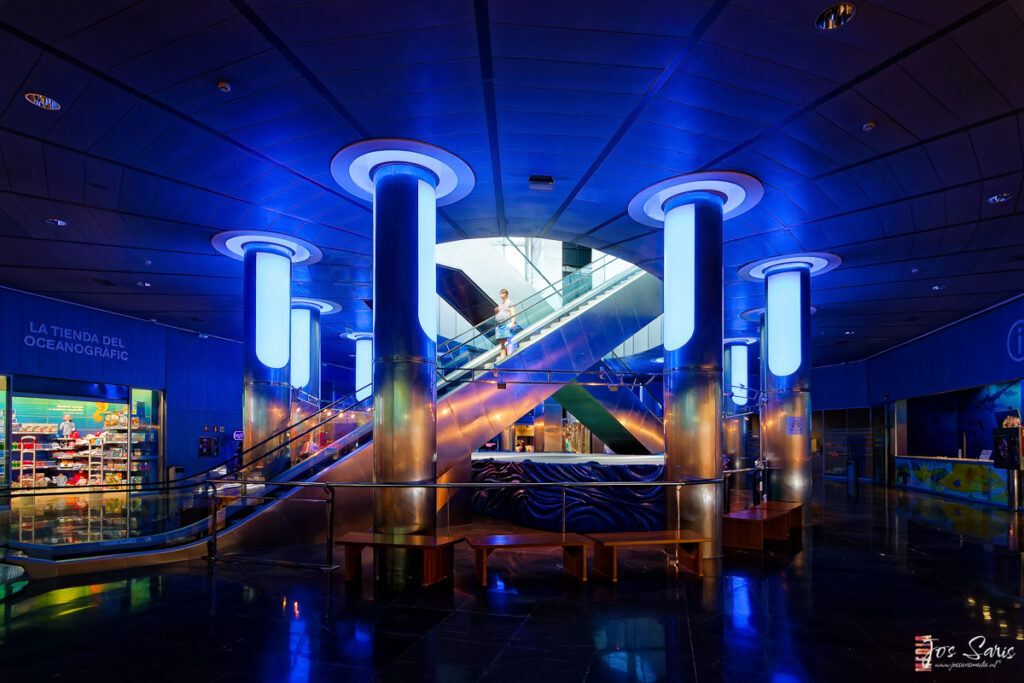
xmin=242 ymin=243 xmax=292 ymax=466
xmin=663 ymin=193 xmax=724 ymax=560
xmin=371 ymin=165 xmax=439 ymax=548
xmin=762 ymin=265 xmax=813 ymax=526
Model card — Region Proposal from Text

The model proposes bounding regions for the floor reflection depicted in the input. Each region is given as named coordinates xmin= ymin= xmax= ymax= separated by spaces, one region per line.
xmin=0 ymin=481 xmax=1021 ymax=681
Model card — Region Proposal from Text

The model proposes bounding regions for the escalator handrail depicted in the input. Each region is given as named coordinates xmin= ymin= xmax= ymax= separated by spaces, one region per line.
xmin=438 ymin=255 xmax=636 ymax=362
xmin=437 ymin=252 xmax=618 ymax=356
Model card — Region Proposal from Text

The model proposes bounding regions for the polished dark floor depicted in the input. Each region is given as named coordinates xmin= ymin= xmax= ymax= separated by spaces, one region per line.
xmin=2 ymin=481 xmax=1022 ymax=682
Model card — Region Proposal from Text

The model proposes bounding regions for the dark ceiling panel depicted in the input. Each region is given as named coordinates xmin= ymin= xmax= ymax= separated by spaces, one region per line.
xmin=0 ymin=0 xmax=1019 ymax=365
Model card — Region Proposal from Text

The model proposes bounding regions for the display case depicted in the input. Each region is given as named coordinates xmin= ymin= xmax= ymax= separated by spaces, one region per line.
xmin=6 ymin=382 xmax=164 ymax=490
xmin=128 ymin=388 xmax=162 ymax=487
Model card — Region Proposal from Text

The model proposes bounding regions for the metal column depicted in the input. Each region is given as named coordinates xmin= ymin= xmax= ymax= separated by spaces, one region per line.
xmin=663 ymin=193 xmax=724 ymax=559
xmin=762 ymin=265 xmax=813 ymax=525
xmin=371 ymin=164 xmax=438 ymax=584
xmin=242 ymin=243 xmax=292 ymax=467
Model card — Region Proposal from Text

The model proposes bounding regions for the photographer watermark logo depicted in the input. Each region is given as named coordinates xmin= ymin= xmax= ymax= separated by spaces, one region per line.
xmin=915 ymin=634 xmax=1016 ymax=672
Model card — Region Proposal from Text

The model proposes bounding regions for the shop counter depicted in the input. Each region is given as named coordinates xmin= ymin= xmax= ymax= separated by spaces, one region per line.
xmin=894 ymin=455 xmax=1011 ymax=507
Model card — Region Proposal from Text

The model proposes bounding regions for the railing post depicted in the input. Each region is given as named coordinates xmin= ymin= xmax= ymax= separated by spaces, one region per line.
xmin=325 ymin=484 xmax=335 ymax=569
xmin=561 ymin=486 xmax=566 ymax=535
xmin=675 ymin=484 xmax=682 ymax=531
xmin=723 ymin=472 xmax=731 ymax=514
xmin=207 ymin=482 xmax=218 ymax=561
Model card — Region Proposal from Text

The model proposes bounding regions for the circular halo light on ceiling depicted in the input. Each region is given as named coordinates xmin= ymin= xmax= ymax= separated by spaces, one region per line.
xmin=737 ymin=252 xmax=842 ymax=281
xmin=861 ymin=121 xmax=876 ymax=132
xmin=24 ymin=92 xmax=61 ymax=110
xmin=816 ymin=3 xmax=856 ymax=31
xmin=330 ymin=138 xmax=475 ymax=206
xmin=211 ymin=230 xmax=322 ymax=265
xmin=43 ymin=217 xmax=67 ymax=227
xmin=291 ymin=297 xmax=341 ymax=314
xmin=627 ymin=171 xmax=764 ymax=228
xmin=987 ymin=192 xmax=1013 ymax=205
xmin=342 ymin=331 xmax=373 ymax=341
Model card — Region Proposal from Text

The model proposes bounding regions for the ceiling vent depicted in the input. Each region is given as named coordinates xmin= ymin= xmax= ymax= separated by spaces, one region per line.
xmin=528 ymin=175 xmax=554 ymax=192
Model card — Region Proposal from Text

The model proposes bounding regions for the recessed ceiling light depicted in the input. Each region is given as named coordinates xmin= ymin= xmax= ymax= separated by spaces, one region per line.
xmin=136 ymin=281 xmax=151 ymax=287
xmin=861 ymin=121 xmax=876 ymax=132
xmin=198 ymin=333 xmax=209 ymax=340
xmin=816 ymin=3 xmax=856 ymax=30
xmin=932 ymin=284 xmax=946 ymax=291
xmin=24 ymin=92 xmax=61 ymax=110
xmin=43 ymin=217 xmax=67 ymax=227
xmin=843 ymin=330 xmax=855 ymax=335
xmin=911 ymin=267 xmax=920 ymax=274
xmin=143 ymin=259 xmax=152 ymax=265
xmin=217 ymin=80 xmax=231 ymax=93
xmin=988 ymin=192 xmax=1013 ymax=205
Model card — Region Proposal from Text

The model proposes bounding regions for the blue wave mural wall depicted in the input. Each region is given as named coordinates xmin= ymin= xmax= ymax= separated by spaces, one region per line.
xmin=471 ymin=458 xmax=666 ymax=532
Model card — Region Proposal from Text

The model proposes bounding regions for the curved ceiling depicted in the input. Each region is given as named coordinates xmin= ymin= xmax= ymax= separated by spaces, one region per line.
xmin=0 ymin=0 xmax=1021 ymax=368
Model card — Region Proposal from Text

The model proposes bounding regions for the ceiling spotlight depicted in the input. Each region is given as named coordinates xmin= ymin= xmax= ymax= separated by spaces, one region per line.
xmin=143 ymin=259 xmax=152 ymax=265
xmin=24 ymin=92 xmax=61 ymax=110
xmin=43 ymin=217 xmax=67 ymax=227
xmin=198 ymin=333 xmax=209 ymax=339
xmin=987 ymin=192 xmax=1013 ymax=205
xmin=217 ymin=80 xmax=231 ymax=93
xmin=932 ymin=284 xmax=946 ymax=291
xmin=816 ymin=3 xmax=856 ymax=30
xmin=861 ymin=121 xmax=876 ymax=132
xmin=136 ymin=281 xmax=151 ymax=287
xmin=843 ymin=330 xmax=855 ymax=335
xmin=911 ymin=267 xmax=920 ymax=274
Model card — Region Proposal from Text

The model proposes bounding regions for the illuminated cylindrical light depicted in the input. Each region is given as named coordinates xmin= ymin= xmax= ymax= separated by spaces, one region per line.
xmin=730 ymin=343 xmax=749 ymax=406
xmin=253 ymin=248 xmax=291 ymax=368
xmin=663 ymin=201 xmax=695 ymax=351
xmin=417 ymin=179 xmax=437 ymax=340
xmin=766 ymin=267 xmax=804 ymax=377
xmin=356 ymin=338 xmax=372 ymax=401
xmin=290 ymin=307 xmax=311 ymax=389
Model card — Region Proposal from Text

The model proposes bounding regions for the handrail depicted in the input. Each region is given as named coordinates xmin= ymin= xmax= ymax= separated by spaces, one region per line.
xmin=437 ymin=252 xmax=626 ymax=359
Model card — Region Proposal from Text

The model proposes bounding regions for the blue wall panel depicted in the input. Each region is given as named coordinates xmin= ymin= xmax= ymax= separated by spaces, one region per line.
xmin=0 ymin=287 xmax=242 ymax=477
xmin=814 ymin=297 xmax=1024 ymax=408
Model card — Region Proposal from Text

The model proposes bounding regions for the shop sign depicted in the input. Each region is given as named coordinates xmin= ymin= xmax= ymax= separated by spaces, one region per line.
xmin=1008 ymin=319 xmax=1024 ymax=362
xmin=23 ymin=321 xmax=129 ymax=361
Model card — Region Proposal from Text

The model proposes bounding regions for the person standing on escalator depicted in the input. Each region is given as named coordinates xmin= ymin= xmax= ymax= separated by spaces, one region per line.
xmin=494 ymin=288 xmax=516 ymax=358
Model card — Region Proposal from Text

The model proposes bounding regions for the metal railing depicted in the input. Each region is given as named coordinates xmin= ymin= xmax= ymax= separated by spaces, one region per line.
xmin=204 ymin=463 xmax=770 ymax=572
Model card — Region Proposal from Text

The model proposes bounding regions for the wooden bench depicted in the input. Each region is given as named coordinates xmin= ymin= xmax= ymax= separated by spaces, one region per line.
xmin=753 ymin=501 xmax=804 ymax=529
xmin=336 ymin=532 xmax=462 ymax=586
xmin=464 ymin=532 xmax=594 ymax=586
xmin=587 ymin=530 xmax=710 ymax=581
xmin=723 ymin=507 xmax=791 ymax=550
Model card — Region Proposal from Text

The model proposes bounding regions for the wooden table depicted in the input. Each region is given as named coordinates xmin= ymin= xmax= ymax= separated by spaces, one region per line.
xmin=336 ymin=532 xmax=462 ymax=586
xmin=464 ymin=532 xmax=594 ymax=586
xmin=587 ymin=529 xmax=710 ymax=581
xmin=722 ymin=508 xmax=791 ymax=550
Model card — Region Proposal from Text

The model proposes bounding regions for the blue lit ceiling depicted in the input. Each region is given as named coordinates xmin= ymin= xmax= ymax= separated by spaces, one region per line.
xmin=0 ymin=0 xmax=1021 ymax=368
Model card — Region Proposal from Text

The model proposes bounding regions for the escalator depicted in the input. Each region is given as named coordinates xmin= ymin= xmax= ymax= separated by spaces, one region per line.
xmin=3 ymin=255 xmax=661 ymax=577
